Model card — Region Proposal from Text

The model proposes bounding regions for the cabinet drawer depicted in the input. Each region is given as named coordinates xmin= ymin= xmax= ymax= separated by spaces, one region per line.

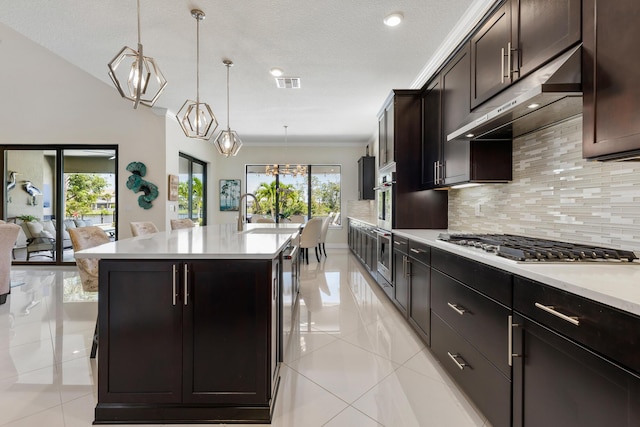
xmin=432 ymin=269 xmax=511 ymax=377
xmin=514 ymin=276 xmax=640 ymax=375
xmin=431 ymin=314 xmax=511 ymax=427
xmin=432 ymin=248 xmax=512 ymax=306
xmin=392 ymin=235 xmax=408 ymax=255
xmin=408 ymin=240 xmax=430 ymax=265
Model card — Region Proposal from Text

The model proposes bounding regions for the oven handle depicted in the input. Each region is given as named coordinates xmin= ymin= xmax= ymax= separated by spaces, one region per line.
xmin=283 ymin=245 xmax=299 ymax=260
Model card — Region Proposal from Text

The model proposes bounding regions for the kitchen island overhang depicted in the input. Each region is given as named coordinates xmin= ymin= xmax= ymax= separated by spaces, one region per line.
xmin=75 ymin=223 xmax=301 ymax=424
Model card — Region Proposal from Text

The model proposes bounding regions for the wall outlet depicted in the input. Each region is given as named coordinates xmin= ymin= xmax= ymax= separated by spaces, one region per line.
xmin=475 ymin=203 xmax=482 ymax=217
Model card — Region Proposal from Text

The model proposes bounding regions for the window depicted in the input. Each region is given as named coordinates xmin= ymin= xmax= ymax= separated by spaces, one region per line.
xmin=3 ymin=146 xmax=117 ymax=265
xmin=245 ymin=164 xmax=341 ymax=225
xmin=178 ymin=153 xmax=207 ymax=225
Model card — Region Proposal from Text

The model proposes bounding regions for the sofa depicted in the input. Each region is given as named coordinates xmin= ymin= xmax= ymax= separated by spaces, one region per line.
xmin=17 ymin=219 xmax=88 ymax=260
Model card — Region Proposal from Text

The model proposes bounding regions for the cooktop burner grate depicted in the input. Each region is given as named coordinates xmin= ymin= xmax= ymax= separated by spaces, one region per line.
xmin=437 ymin=233 xmax=639 ymax=263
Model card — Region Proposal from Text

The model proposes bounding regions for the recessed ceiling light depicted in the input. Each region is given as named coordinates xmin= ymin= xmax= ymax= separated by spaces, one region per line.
xmin=465 ymin=133 xmax=475 ymax=138
xmin=527 ymin=103 xmax=540 ymax=109
xmin=384 ymin=12 xmax=403 ymax=27
xmin=270 ymin=67 xmax=284 ymax=77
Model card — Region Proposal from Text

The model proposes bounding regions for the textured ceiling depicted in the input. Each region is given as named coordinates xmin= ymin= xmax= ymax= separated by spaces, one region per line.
xmin=0 ymin=0 xmax=492 ymax=145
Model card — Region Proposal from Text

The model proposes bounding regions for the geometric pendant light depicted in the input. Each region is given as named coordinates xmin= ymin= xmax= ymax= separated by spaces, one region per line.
xmin=176 ymin=9 xmax=219 ymax=140
xmin=213 ymin=59 xmax=243 ymax=156
xmin=107 ymin=0 xmax=167 ymax=109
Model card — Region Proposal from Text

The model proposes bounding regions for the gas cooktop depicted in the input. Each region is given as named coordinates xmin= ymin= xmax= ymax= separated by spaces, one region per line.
xmin=438 ymin=233 xmax=639 ymax=263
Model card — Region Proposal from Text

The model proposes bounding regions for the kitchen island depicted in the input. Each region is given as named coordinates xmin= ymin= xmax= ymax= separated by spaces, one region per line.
xmin=75 ymin=223 xmax=301 ymax=424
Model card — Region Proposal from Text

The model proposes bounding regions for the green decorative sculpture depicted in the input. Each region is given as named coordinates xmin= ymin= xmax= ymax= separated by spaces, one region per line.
xmin=126 ymin=162 xmax=159 ymax=209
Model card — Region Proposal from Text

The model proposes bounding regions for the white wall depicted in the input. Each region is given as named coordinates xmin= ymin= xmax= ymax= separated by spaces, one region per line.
xmin=0 ymin=23 xmax=168 ymax=239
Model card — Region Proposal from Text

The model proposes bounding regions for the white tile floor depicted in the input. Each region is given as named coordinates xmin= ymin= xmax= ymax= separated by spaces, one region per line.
xmin=0 ymin=250 xmax=490 ymax=426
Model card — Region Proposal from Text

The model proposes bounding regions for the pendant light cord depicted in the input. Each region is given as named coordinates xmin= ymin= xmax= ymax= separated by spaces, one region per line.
xmin=136 ymin=0 xmax=141 ymax=44
xmin=226 ymin=63 xmax=230 ymax=129
xmin=196 ymin=17 xmax=200 ymax=105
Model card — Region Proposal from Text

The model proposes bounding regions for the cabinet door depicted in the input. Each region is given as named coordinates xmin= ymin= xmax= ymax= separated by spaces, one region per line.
xmin=512 ymin=314 xmax=640 ymax=427
xmin=408 ymin=259 xmax=430 ymax=344
xmin=442 ymin=44 xmax=471 ymax=185
xmin=358 ymin=156 xmax=375 ymax=200
xmin=378 ymin=104 xmax=394 ymax=168
xmin=98 ymin=260 xmax=183 ymax=403
xmin=421 ymin=77 xmax=442 ymax=189
xmin=471 ymin=1 xmax=512 ymax=108
xmin=182 ymin=260 xmax=271 ymax=405
xmin=513 ymin=0 xmax=581 ymax=78
xmin=583 ymin=0 xmax=640 ymax=160
xmin=393 ymin=250 xmax=409 ymax=315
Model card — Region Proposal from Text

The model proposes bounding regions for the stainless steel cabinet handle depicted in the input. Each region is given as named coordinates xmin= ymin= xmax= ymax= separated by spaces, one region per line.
xmin=172 ymin=264 xmax=177 ymax=306
xmin=410 ymin=248 xmax=426 ymax=254
xmin=183 ymin=263 xmax=189 ymax=305
xmin=394 ymin=240 xmax=405 ymax=246
xmin=535 ymin=303 xmax=580 ymax=326
xmin=507 ymin=42 xmax=512 ymax=81
xmin=447 ymin=302 xmax=466 ymax=316
xmin=501 ymin=47 xmax=505 ymax=84
xmin=447 ymin=352 xmax=469 ymax=370
xmin=404 ymin=256 xmax=410 ymax=278
xmin=434 ymin=162 xmax=438 ymax=184
xmin=508 ymin=315 xmax=521 ymax=366
xmin=273 ymin=277 xmax=277 ymax=301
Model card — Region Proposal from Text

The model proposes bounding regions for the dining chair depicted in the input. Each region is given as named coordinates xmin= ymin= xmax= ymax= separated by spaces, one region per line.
xmin=289 ymin=215 xmax=305 ymax=224
xmin=69 ymin=226 xmax=111 ymax=358
xmin=0 ymin=224 xmax=21 ymax=304
xmin=299 ymin=217 xmax=323 ymax=264
xmin=170 ymin=219 xmax=195 ymax=230
xmin=130 ymin=221 xmax=159 ymax=236
xmin=317 ymin=212 xmax=334 ymax=258
xmin=255 ymin=217 xmax=276 ymax=223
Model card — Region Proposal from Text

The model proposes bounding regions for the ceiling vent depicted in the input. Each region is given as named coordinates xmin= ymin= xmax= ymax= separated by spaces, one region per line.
xmin=275 ymin=77 xmax=301 ymax=89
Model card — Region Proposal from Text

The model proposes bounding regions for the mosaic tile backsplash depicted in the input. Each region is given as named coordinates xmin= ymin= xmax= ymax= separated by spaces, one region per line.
xmin=448 ymin=116 xmax=640 ymax=252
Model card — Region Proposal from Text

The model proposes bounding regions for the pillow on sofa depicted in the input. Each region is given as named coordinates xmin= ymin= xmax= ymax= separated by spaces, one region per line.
xmin=26 ymin=221 xmax=44 ymax=237
xmin=41 ymin=220 xmax=56 ymax=236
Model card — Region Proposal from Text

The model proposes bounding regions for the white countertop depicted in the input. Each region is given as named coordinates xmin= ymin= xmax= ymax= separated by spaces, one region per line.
xmin=393 ymin=229 xmax=640 ymax=317
xmin=348 ymin=216 xmax=377 ymax=227
xmin=74 ymin=223 xmax=301 ymax=260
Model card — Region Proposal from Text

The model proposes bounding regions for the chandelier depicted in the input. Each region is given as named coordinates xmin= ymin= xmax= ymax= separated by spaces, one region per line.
xmin=107 ymin=0 xmax=167 ymax=108
xmin=265 ymin=164 xmax=307 ymax=177
xmin=264 ymin=126 xmax=307 ymax=177
xmin=176 ymin=9 xmax=219 ymax=140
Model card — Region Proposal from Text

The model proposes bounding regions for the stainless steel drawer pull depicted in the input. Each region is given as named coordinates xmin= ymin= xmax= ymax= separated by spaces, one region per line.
xmin=447 ymin=352 xmax=469 ymax=370
xmin=508 ymin=315 xmax=521 ymax=366
xmin=501 ymin=47 xmax=505 ymax=84
xmin=394 ymin=240 xmax=406 ymax=246
xmin=410 ymin=248 xmax=426 ymax=254
xmin=535 ymin=303 xmax=580 ymax=326
xmin=447 ymin=302 xmax=466 ymax=316
xmin=183 ymin=263 xmax=189 ymax=306
xmin=172 ymin=264 xmax=177 ymax=306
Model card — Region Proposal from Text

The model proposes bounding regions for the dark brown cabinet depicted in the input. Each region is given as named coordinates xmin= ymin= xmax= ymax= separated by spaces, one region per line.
xmin=392 ymin=235 xmax=409 ymax=316
xmin=471 ymin=1 xmax=512 ymax=109
xmin=348 ymin=219 xmax=377 ymax=275
xmin=378 ymin=101 xmax=394 ymax=168
xmin=512 ymin=276 xmax=640 ymax=427
xmin=430 ymin=248 xmax=512 ymax=427
xmin=421 ymin=78 xmax=441 ymax=189
xmin=95 ymin=258 xmax=280 ymax=424
xmin=407 ymin=240 xmax=431 ymax=344
xmin=425 ymin=43 xmax=512 ymax=188
xmin=471 ymin=0 xmax=580 ymax=109
xmin=382 ymin=90 xmax=448 ymax=228
xmin=583 ymin=0 xmax=640 ymax=160
xmin=357 ymin=156 xmax=375 ymax=200
xmin=513 ymin=0 xmax=581 ymax=78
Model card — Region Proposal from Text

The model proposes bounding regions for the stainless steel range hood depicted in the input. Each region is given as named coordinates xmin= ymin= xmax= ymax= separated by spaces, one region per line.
xmin=448 ymin=44 xmax=582 ymax=143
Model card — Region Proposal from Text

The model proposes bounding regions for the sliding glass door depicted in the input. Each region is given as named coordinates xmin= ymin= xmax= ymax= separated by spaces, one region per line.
xmin=178 ymin=153 xmax=207 ymax=225
xmin=3 ymin=146 xmax=117 ymax=265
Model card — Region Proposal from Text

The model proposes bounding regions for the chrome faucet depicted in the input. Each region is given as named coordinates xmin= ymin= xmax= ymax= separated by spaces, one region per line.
xmin=237 ymin=193 xmax=260 ymax=231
